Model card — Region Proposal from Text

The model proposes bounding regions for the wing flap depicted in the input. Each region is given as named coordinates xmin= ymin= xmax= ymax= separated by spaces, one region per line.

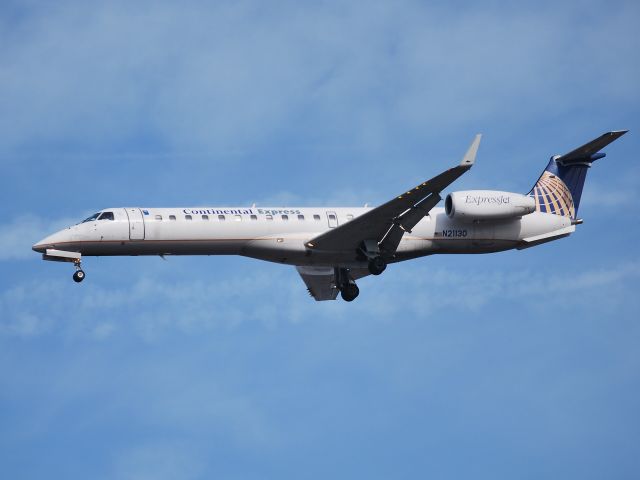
xmin=296 ymin=266 xmax=371 ymax=301
xmin=296 ymin=266 xmax=339 ymax=301
xmin=379 ymin=192 xmax=442 ymax=253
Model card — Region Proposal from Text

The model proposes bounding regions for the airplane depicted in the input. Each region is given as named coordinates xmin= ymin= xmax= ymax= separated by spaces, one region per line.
xmin=33 ymin=130 xmax=627 ymax=301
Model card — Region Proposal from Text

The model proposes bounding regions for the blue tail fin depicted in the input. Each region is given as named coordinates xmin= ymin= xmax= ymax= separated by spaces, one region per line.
xmin=528 ymin=159 xmax=586 ymax=218
xmin=528 ymin=130 xmax=628 ymax=218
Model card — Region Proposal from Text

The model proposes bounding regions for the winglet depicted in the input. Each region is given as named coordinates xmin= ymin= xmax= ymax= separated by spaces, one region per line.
xmin=460 ymin=134 xmax=481 ymax=167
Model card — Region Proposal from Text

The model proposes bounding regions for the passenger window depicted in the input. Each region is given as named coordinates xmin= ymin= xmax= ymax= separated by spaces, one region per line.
xmin=218 ymin=215 xmax=226 ymax=221
xmin=155 ymin=215 xmax=163 ymax=221
xmin=266 ymin=215 xmax=273 ymax=221
xmin=297 ymin=214 xmax=305 ymax=221
xmin=99 ymin=212 xmax=115 ymax=221
xmin=250 ymin=215 xmax=257 ymax=220
xmin=169 ymin=215 xmax=176 ymax=221
xmin=234 ymin=215 xmax=242 ymax=221
xmin=313 ymin=214 xmax=321 ymax=221
xmin=185 ymin=215 xmax=192 ymax=220
xmin=202 ymin=215 xmax=209 ymax=220
xmin=281 ymin=215 xmax=289 ymax=221
xmin=346 ymin=214 xmax=354 ymax=220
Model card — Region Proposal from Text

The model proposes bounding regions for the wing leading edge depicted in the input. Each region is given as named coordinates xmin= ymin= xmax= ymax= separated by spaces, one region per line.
xmin=305 ymin=135 xmax=481 ymax=255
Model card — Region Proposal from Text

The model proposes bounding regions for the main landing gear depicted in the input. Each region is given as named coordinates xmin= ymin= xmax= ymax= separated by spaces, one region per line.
xmin=341 ymin=282 xmax=359 ymax=302
xmin=367 ymin=256 xmax=387 ymax=276
xmin=335 ymin=267 xmax=359 ymax=302
xmin=359 ymin=240 xmax=387 ymax=276
xmin=72 ymin=260 xmax=85 ymax=283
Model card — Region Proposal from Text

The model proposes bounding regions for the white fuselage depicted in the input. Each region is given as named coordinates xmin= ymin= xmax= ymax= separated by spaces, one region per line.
xmin=31 ymin=130 xmax=626 ymax=298
xmin=33 ymin=206 xmax=574 ymax=268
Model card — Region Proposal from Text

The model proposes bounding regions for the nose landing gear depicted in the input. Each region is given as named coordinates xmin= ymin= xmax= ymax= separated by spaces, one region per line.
xmin=73 ymin=269 xmax=85 ymax=283
xmin=72 ymin=260 xmax=85 ymax=283
xmin=41 ymin=249 xmax=85 ymax=283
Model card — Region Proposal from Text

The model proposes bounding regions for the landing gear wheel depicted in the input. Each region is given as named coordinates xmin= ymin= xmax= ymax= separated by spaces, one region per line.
xmin=368 ymin=256 xmax=387 ymax=276
xmin=340 ymin=283 xmax=359 ymax=302
xmin=73 ymin=270 xmax=85 ymax=283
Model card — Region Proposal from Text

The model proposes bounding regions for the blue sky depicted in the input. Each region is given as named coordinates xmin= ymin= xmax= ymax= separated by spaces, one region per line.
xmin=1 ymin=0 xmax=639 ymax=478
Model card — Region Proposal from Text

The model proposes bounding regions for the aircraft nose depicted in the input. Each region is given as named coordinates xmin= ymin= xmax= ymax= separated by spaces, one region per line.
xmin=32 ymin=234 xmax=54 ymax=253
xmin=32 ymin=230 xmax=71 ymax=253
xmin=32 ymin=242 xmax=46 ymax=253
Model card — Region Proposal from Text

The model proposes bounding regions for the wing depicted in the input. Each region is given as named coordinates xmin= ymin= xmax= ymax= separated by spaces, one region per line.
xmin=305 ymin=134 xmax=481 ymax=255
xmin=296 ymin=266 xmax=370 ymax=301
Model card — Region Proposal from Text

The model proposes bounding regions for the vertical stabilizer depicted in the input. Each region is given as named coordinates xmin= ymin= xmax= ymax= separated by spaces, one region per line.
xmin=528 ymin=130 xmax=627 ymax=217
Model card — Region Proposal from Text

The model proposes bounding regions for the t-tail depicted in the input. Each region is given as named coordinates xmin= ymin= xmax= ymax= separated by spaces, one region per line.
xmin=528 ymin=130 xmax=628 ymax=218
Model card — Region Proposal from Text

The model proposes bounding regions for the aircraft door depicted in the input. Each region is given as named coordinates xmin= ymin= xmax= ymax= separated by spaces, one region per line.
xmin=126 ymin=208 xmax=145 ymax=240
xmin=327 ymin=211 xmax=339 ymax=228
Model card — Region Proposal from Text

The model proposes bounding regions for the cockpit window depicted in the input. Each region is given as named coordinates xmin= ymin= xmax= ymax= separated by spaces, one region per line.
xmin=82 ymin=212 xmax=101 ymax=223
xmin=98 ymin=211 xmax=115 ymax=221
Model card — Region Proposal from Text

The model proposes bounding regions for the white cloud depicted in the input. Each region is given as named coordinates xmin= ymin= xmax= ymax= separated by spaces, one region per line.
xmin=580 ymin=166 xmax=640 ymax=211
xmin=2 ymin=257 xmax=638 ymax=340
xmin=0 ymin=1 xmax=637 ymax=155
xmin=343 ymin=259 xmax=640 ymax=320
xmin=0 ymin=214 xmax=76 ymax=260
xmin=0 ymin=263 xmax=306 ymax=339
xmin=582 ymin=187 xmax=634 ymax=208
xmin=0 ymin=282 xmax=57 ymax=336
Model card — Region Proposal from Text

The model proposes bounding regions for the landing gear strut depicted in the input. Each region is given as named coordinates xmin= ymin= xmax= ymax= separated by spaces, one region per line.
xmin=359 ymin=240 xmax=387 ymax=276
xmin=72 ymin=260 xmax=85 ymax=283
xmin=335 ymin=267 xmax=359 ymax=302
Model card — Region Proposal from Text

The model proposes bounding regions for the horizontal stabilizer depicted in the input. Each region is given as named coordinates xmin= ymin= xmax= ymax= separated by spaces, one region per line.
xmin=516 ymin=225 xmax=575 ymax=249
xmin=557 ymin=130 xmax=628 ymax=164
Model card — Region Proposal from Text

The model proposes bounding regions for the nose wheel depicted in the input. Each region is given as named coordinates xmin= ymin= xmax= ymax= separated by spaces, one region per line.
xmin=72 ymin=259 xmax=85 ymax=283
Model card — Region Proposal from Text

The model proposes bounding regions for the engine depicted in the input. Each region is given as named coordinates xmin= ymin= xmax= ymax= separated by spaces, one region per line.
xmin=445 ymin=190 xmax=536 ymax=221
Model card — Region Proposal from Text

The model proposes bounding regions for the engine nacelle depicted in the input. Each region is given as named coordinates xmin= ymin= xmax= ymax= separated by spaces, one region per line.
xmin=445 ymin=190 xmax=536 ymax=221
